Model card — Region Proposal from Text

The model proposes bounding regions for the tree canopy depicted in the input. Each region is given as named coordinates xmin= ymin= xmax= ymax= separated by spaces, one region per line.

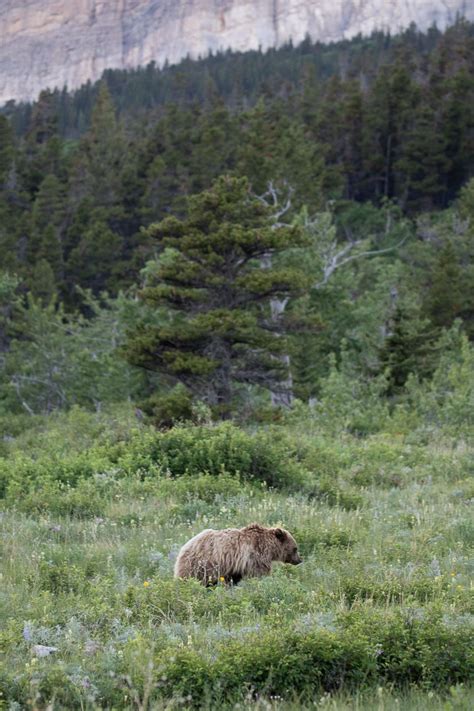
xmin=124 ymin=176 xmax=309 ymax=417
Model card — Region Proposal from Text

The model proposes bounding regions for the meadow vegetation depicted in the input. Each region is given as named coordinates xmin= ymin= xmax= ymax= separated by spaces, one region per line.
xmin=1 ymin=379 xmax=473 ymax=709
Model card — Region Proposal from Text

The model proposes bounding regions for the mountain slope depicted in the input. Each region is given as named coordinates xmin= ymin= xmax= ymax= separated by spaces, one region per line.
xmin=1 ymin=0 xmax=473 ymax=104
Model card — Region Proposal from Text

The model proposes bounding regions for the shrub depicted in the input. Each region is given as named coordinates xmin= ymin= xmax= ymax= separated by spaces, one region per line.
xmin=33 ymin=560 xmax=90 ymax=594
xmin=0 ymin=422 xmax=312 ymax=501
xmin=312 ymin=351 xmax=390 ymax=436
xmin=145 ymin=423 xmax=310 ymax=489
xmin=154 ymin=472 xmax=252 ymax=503
xmin=404 ymin=326 xmax=474 ymax=438
xmin=152 ymin=609 xmax=473 ymax=704
xmin=340 ymin=573 xmax=444 ymax=605
xmin=6 ymin=477 xmax=109 ymax=517
xmin=309 ymin=476 xmax=363 ymax=510
xmin=141 ymin=384 xmax=194 ymax=428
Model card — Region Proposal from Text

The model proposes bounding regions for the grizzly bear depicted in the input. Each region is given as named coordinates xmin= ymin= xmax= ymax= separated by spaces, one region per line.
xmin=174 ymin=523 xmax=302 ymax=585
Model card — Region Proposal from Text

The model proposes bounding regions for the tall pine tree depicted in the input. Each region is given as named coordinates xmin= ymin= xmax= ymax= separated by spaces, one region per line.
xmin=124 ymin=176 xmax=309 ymax=418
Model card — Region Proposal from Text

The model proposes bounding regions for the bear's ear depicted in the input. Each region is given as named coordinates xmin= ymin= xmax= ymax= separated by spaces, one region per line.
xmin=274 ymin=527 xmax=286 ymax=541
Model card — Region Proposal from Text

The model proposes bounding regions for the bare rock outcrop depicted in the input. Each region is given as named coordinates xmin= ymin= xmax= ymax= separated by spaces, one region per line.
xmin=1 ymin=1 xmax=472 ymax=104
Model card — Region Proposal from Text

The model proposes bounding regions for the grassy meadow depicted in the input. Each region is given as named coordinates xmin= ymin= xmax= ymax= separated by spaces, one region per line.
xmin=0 ymin=404 xmax=473 ymax=710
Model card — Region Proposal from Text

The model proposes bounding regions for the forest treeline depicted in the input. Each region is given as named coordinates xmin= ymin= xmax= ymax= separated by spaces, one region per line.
xmin=0 ymin=20 xmax=474 ymax=420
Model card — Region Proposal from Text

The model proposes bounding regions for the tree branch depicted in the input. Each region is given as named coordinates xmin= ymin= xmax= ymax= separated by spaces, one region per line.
xmin=314 ymin=235 xmax=409 ymax=289
xmin=256 ymin=180 xmax=294 ymax=226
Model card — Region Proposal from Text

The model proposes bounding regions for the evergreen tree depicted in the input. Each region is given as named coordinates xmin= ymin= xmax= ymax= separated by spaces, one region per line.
xmin=238 ymin=98 xmax=326 ymax=208
xmin=31 ymin=174 xmax=66 ymax=234
xmin=39 ymin=225 xmax=64 ymax=284
xmin=22 ymin=89 xmax=63 ymax=194
xmin=140 ymin=104 xmax=198 ymax=221
xmin=66 ymin=217 xmax=123 ymax=294
xmin=365 ymin=63 xmax=420 ymax=200
xmin=124 ymin=176 xmax=309 ymax=417
xmin=26 ymin=89 xmax=59 ymax=146
xmin=31 ymin=259 xmax=57 ymax=305
xmin=424 ymin=241 xmax=464 ymax=329
xmin=0 ymin=115 xmax=14 ymax=185
xmin=378 ymin=304 xmax=436 ymax=395
xmin=457 ymin=176 xmax=474 ymax=220
xmin=189 ymin=99 xmax=238 ymax=193
xmin=396 ymin=102 xmax=451 ymax=210
xmin=0 ymin=117 xmax=29 ymax=276
xmin=30 ymin=174 xmax=66 ymax=271
xmin=0 ymin=272 xmax=21 ymax=353
xmin=70 ymin=82 xmax=126 ymax=209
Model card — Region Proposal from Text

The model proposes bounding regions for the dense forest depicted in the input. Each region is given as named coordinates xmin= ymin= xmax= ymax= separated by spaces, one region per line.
xmin=1 ymin=19 xmax=474 ymax=419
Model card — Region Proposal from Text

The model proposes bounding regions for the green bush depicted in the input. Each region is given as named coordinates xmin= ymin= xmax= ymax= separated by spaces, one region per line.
xmin=311 ymin=477 xmax=363 ymax=510
xmin=311 ymin=352 xmax=390 ymax=436
xmin=141 ymin=384 xmax=194 ymax=428
xmin=143 ymin=423 xmax=310 ymax=489
xmin=152 ymin=609 xmax=473 ymax=704
xmin=6 ymin=477 xmax=109 ymax=517
xmin=33 ymin=560 xmax=90 ymax=594
xmin=404 ymin=328 xmax=474 ymax=437
xmin=0 ymin=422 xmax=312 ymax=500
xmin=154 ymin=472 xmax=253 ymax=503
xmin=0 ymin=448 xmax=112 ymax=499
xmin=340 ymin=573 xmax=444 ymax=605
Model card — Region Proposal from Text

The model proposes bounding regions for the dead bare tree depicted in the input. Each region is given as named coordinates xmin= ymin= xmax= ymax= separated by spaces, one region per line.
xmin=313 ymin=227 xmax=408 ymax=289
xmin=257 ymin=181 xmax=295 ymax=407
xmin=256 ymin=181 xmax=408 ymax=408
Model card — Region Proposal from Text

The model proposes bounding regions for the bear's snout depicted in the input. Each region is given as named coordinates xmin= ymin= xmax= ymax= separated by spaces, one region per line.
xmin=287 ymin=550 xmax=302 ymax=565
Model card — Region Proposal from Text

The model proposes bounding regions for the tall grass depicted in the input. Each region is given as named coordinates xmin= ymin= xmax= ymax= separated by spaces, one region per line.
xmin=0 ymin=406 xmax=473 ymax=708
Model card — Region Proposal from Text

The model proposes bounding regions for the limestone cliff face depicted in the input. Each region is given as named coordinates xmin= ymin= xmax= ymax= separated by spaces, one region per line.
xmin=1 ymin=1 xmax=473 ymax=104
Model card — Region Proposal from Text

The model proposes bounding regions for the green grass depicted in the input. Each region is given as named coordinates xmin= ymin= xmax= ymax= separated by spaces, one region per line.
xmin=0 ymin=408 xmax=473 ymax=709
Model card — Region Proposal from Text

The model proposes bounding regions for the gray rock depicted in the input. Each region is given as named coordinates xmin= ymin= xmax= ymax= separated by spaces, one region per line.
xmin=84 ymin=639 xmax=101 ymax=655
xmin=32 ymin=644 xmax=58 ymax=657
xmin=1 ymin=1 xmax=473 ymax=105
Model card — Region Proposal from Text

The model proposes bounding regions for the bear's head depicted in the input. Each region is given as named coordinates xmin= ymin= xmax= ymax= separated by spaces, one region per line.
xmin=273 ymin=527 xmax=302 ymax=565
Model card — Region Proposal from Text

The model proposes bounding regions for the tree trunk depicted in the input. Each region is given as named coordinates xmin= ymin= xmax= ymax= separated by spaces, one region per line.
xmin=269 ymin=294 xmax=293 ymax=408
xmin=271 ymin=352 xmax=293 ymax=408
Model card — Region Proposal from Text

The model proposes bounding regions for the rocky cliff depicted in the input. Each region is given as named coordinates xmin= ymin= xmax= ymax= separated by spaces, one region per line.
xmin=1 ymin=0 xmax=473 ymax=105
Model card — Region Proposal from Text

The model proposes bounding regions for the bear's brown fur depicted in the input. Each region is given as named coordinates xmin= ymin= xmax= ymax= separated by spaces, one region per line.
xmin=174 ymin=523 xmax=302 ymax=585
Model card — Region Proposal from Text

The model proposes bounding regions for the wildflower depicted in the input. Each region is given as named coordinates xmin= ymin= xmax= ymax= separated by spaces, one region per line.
xmin=219 ymin=576 xmax=225 ymax=583
xmin=22 ymin=624 xmax=32 ymax=642
xmin=451 ymin=572 xmax=456 ymax=577
xmin=143 ymin=580 xmax=150 ymax=588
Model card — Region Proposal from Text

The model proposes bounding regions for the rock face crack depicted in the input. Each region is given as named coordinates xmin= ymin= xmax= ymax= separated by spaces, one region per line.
xmin=1 ymin=0 xmax=473 ymax=104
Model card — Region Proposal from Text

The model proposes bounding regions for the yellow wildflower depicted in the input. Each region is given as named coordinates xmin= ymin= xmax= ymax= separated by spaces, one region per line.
xmin=219 ymin=576 xmax=225 ymax=583
xmin=143 ymin=580 xmax=150 ymax=588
